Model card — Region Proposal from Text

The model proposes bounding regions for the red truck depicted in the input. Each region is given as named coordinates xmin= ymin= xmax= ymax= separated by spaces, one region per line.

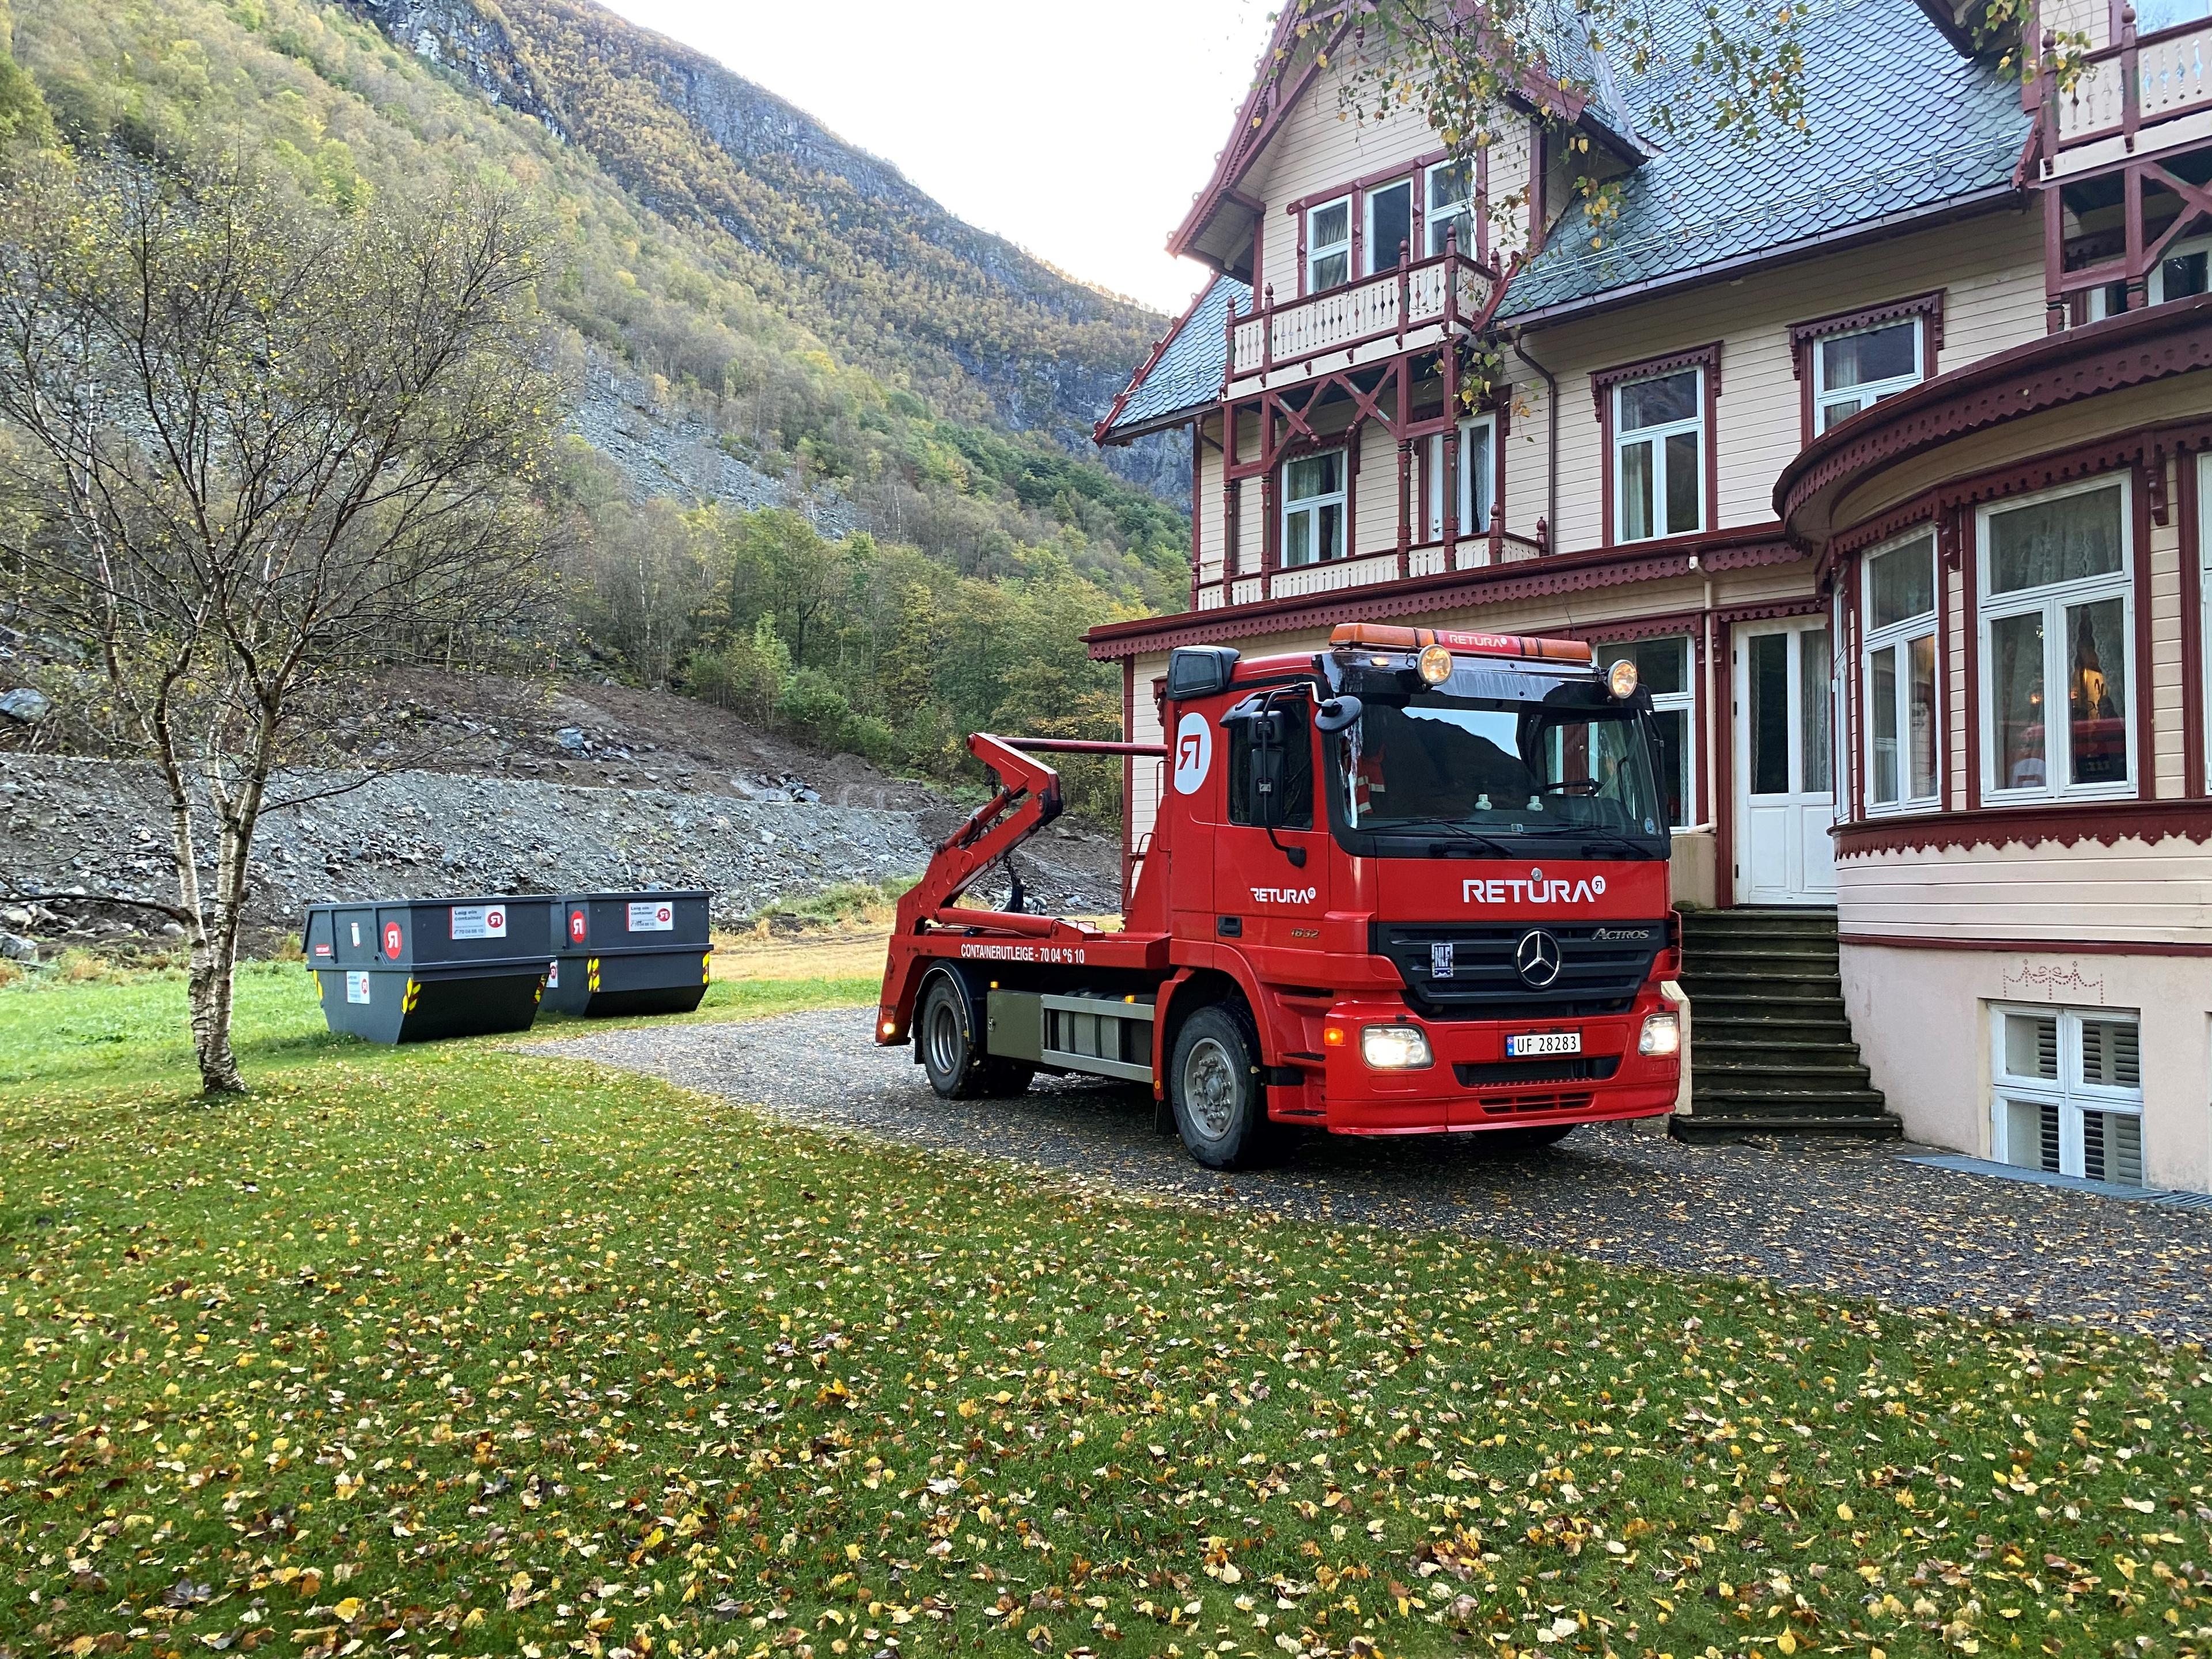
xmin=876 ymin=623 xmax=1683 ymax=1167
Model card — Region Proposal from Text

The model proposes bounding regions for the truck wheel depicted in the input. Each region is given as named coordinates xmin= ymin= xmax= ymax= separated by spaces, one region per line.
xmin=1169 ymin=1003 xmax=1274 ymax=1169
xmin=917 ymin=978 xmax=1032 ymax=1099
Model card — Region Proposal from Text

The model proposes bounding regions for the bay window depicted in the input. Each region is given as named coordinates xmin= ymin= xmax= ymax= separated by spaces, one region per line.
xmin=1992 ymin=1006 xmax=2145 ymax=1186
xmin=1365 ymin=178 xmax=1413 ymax=275
xmin=1613 ymin=368 xmax=1704 ymax=543
xmin=1863 ymin=531 xmax=1939 ymax=810
xmin=1813 ymin=318 xmax=1922 ymax=432
xmin=1281 ymin=451 xmax=1345 ymax=567
xmin=1425 ymin=159 xmax=1474 ymax=256
xmin=1425 ymin=415 xmax=1495 ymax=541
xmin=1306 ymin=198 xmax=1351 ymax=293
xmin=1978 ymin=479 xmax=2133 ymax=801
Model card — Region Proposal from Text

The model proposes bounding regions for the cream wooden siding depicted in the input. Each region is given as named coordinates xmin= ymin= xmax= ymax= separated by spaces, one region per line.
xmin=1127 ymin=652 xmax=1169 ymax=864
xmin=1514 ymin=211 xmax=2048 ymax=554
xmin=1195 ymin=434 xmax=1226 ymax=588
xmin=1946 ymin=562 xmax=1968 ymax=807
xmin=1354 ymin=421 xmax=1399 ymax=552
xmin=1837 ymin=838 xmax=2212 ymax=945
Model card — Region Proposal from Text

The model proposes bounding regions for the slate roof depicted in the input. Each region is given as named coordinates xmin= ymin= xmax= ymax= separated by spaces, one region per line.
xmin=1498 ymin=0 xmax=2033 ymax=319
xmin=1096 ymin=0 xmax=2032 ymax=443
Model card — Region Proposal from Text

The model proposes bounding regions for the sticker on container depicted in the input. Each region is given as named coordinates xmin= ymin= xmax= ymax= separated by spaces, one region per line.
xmin=628 ymin=901 xmax=675 ymax=932
xmin=345 ymin=970 xmax=371 ymax=1005
xmin=450 ymin=904 xmax=507 ymax=940
xmin=314 ymin=941 xmax=332 ymax=957
xmin=568 ymin=908 xmax=588 ymax=944
xmin=383 ymin=921 xmax=403 ymax=959
xmin=546 ymin=959 xmax=559 ymax=988
xmin=349 ymin=920 xmax=362 ymax=948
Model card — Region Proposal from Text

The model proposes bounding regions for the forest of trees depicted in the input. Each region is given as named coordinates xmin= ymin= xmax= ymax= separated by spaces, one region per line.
xmin=0 ymin=0 xmax=1184 ymax=819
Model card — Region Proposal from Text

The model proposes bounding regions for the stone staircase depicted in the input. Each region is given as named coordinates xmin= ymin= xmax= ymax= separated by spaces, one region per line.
xmin=1672 ymin=907 xmax=1902 ymax=1141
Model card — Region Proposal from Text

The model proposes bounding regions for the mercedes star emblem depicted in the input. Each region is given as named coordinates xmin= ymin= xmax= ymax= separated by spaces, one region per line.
xmin=1514 ymin=928 xmax=1563 ymax=988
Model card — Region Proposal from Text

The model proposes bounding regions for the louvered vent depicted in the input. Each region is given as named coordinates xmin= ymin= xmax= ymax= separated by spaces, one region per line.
xmin=2004 ymin=1013 xmax=2058 ymax=1081
xmin=2080 ymin=1020 xmax=2141 ymax=1089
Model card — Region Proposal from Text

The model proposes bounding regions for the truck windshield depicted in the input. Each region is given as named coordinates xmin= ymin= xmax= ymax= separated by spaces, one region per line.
xmin=1336 ymin=689 xmax=1665 ymax=847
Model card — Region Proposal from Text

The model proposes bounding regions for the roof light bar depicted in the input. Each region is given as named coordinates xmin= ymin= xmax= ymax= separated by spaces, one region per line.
xmin=1328 ymin=623 xmax=1594 ymax=665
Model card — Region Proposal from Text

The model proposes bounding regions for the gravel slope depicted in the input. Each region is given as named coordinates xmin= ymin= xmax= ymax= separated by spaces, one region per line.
xmin=530 ymin=1006 xmax=2212 ymax=1343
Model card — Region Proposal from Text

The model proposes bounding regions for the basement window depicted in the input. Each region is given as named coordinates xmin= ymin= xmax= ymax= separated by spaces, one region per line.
xmin=1991 ymin=1005 xmax=2145 ymax=1185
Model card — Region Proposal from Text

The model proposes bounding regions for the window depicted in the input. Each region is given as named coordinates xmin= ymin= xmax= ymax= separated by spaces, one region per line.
xmin=2137 ymin=0 xmax=2210 ymax=33
xmin=1991 ymin=1006 xmax=2145 ymax=1185
xmin=1863 ymin=532 xmax=1940 ymax=810
xmin=1978 ymin=480 xmax=2133 ymax=801
xmin=1599 ymin=636 xmax=1696 ymax=828
xmin=1613 ymin=369 xmax=1704 ymax=543
xmin=1365 ymin=179 xmax=1413 ymax=275
xmin=1425 ymin=159 xmax=1474 ymax=257
xmin=1813 ymin=319 xmax=1922 ymax=433
xmin=2083 ymin=234 xmax=2210 ymax=319
xmin=1306 ymin=198 xmax=1351 ymax=292
xmin=1281 ymin=451 xmax=1345 ymax=567
xmin=1425 ymin=415 xmax=1495 ymax=540
xmin=1228 ymin=702 xmax=1314 ymax=830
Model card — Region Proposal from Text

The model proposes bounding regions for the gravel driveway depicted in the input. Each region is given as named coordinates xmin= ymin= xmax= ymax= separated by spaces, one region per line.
xmin=526 ymin=1007 xmax=2212 ymax=1343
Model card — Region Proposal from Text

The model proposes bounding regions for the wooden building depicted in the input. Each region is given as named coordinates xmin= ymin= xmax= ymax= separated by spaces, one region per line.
xmin=1089 ymin=0 xmax=2212 ymax=1188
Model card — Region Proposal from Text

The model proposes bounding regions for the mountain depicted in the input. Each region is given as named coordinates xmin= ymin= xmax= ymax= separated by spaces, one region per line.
xmin=341 ymin=0 xmax=1184 ymax=498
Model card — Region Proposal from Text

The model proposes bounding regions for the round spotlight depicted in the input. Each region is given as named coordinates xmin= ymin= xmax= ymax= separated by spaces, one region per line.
xmin=1417 ymin=643 xmax=1454 ymax=685
xmin=1608 ymin=658 xmax=1639 ymax=699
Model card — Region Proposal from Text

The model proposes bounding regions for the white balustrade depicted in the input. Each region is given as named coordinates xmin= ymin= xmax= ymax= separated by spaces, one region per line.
xmin=1269 ymin=552 xmax=1401 ymax=599
xmin=2138 ymin=22 xmax=2212 ymax=120
xmin=1229 ymin=253 xmax=1490 ymax=377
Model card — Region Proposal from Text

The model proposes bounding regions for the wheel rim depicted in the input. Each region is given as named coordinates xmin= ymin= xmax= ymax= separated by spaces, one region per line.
xmin=1183 ymin=1036 xmax=1240 ymax=1141
xmin=925 ymin=997 xmax=963 ymax=1078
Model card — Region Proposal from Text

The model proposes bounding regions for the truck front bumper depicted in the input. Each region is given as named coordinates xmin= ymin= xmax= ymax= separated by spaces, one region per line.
xmin=1290 ymin=986 xmax=1681 ymax=1135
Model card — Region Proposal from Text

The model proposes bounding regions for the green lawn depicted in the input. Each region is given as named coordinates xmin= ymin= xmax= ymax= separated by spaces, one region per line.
xmin=2 ymin=969 xmax=2208 ymax=1659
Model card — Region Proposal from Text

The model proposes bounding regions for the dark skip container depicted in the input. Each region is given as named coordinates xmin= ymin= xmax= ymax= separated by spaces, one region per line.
xmin=543 ymin=889 xmax=713 ymax=1017
xmin=302 ymin=896 xmax=556 ymax=1043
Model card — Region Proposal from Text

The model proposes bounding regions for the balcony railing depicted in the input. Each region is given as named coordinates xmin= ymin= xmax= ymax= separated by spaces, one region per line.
xmin=1196 ymin=523 xmax=1550 ymax=612
xmin=2048 ymin=13 xmax=2212 ymax=161
xmin=1226 ymin=245 xmax=1501 ymax=382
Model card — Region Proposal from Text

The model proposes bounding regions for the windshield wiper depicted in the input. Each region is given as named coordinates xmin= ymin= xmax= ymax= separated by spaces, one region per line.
xmin=1519 ymin=822 xmax=1659 ymax=856
xmin=1366 ymin=816 xmax=1516 ymax=857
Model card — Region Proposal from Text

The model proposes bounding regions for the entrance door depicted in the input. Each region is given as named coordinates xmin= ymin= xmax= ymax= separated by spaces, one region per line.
xmin=1734 ymin=618 xmax=1836 ymax=904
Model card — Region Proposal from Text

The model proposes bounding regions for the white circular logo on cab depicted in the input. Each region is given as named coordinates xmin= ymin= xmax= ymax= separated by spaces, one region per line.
xmin=1171 ymin=711 xmax=1213 ymax=796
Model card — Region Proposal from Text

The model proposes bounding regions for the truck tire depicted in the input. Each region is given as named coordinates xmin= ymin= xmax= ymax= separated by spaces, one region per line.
xmin=1168 ymin=1002 xmax=1275 ymax=1169
xmin=917 ymin=977 xmax=1033 ymax=1099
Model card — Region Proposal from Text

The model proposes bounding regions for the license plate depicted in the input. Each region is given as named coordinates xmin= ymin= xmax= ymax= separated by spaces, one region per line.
xmin=1507 ymin=1031 xmax=1581 ymax=1058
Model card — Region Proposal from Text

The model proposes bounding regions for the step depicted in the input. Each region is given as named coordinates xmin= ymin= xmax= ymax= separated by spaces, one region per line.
xmin=1696 ymin=1037 xmax=1866 ymax=1064
xmin=1687 ymin=997 xmax=1856 ymax=1026
xmin=1692 ymin=1085 xmax=1892 ymax=1114
xmin=1681 ymin=938 xmax=1841 ymax=964
xmin=1680 ymin=975 xmax=1845 ymax=1002
xmin=1672 ymin=1112 xmax=1904 ymax=1143
xmin=1695 ymin=1054 xmax=1873 ymax=1081
xmin=1680 ymin=907 xmax=1838 ymax=932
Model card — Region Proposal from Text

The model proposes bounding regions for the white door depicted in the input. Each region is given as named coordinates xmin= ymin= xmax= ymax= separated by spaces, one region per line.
xmin=1734 ymin=618 xmax=1837 ymax=904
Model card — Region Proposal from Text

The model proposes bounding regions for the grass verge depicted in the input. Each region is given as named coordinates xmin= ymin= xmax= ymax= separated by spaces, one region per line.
xmin=1 ymin=972 xmax=2207 ymax=1659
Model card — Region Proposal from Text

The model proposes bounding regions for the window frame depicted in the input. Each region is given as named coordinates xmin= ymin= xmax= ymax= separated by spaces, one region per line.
xmin=1975 ymin=474 xmax=2138 ymax=806
xmin=1861 ymin=530 xmax=1941 ymax=816
xmin=1989 ymin=1003 xmax=2145 ymax=1185
xmin=1611 ymin=367 xmax=1707 ymax=545
xmin=2083 ymin=233 xmax=2212 ymax=320
xmin=1423 ymin=158 xmax=1475 ymax=258
xmin=1279 ymin=448 xmax=1347 ymax=569
xmin=1811 ymin=317 xmax=1925 ymax=435
xmin=1789 ymin=293 xmax=1942 ymax=444
xmin=1425 ymin=414 xmax=1497 ymax=543
xmin=1595 ymin=634 xmax=1698 ymax=830
xmin=2200 ymin=450 xmax=2212 ymax=791
xmin=1305 ymin=196 xmax=1353 ymax=295
xmin=1363 ymin=176 xmax=1415 ymax=276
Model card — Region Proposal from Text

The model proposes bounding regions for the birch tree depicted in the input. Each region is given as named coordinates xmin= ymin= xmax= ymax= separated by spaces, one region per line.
xmin=0 ymin=155 xmax=562 ymax=1091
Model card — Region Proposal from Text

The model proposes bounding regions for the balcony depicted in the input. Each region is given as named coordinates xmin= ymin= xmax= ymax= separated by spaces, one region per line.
xmin=1225 ymin=246 xmax=1503 ymax=393
xmin=2043 ymin=15 xmax=2212 ymax=180
xmin=1196 ymin=524 xmax=1549 ymax=612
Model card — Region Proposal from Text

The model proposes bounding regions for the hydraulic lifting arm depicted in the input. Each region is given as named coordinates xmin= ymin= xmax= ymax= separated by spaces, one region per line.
xmin=891 ymin=733 xmax=1165 ymax=941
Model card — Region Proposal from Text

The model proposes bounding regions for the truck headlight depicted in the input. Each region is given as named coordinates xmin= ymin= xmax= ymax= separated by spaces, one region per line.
xmin=1361 ymin=1024 xmax=1433 ymax=1070
xmin=1639 ymin=1012 xmax=1681 ymax=1056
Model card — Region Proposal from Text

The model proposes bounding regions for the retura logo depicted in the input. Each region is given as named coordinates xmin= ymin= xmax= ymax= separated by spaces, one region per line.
xmin=1251 ymin=885 xmax=1317 ymax=905
xmin=1462 ymin=866 xmax=1609 ymax=906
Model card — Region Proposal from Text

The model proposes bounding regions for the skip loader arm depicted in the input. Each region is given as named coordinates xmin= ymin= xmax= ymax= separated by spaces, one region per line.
xmin=876 ymin=732 xmax=1166 ymax=1044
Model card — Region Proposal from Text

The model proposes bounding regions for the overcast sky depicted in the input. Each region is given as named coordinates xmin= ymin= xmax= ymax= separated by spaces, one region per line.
xmin=596 ymin=0 xmax=1267 ymax=318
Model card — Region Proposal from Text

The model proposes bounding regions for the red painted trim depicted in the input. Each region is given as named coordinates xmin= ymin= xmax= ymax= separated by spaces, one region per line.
xmin=2132 ymin=459 xmax=2157 ymax=797
xmin=1839 ymin=932 xmax=2212 ymax=957
xmin=2183 ymin=448 xmax=2206 ymax=797
xmin=1590 ymin=341 xmax=1726 ymax=415
xmin=1961 ymin=506 xmax=1982 ymax=809
xmin=1086 ymin=527 xmax=1806 ymax=659
xmin=1121 ymin=658 xmax=1137 ymax=911
xmin=1788 ymin=290 xmax=1946 ymax=374
xmin=1778 ymin=294 xmax=2212 ymax=544
xmin=1834 ymin=796 xmax=2212 ymax=855
xmin=1695 ymin=619 xmax=1711 ymax=828
xmin=1937 ymin=528 xmax=1955 ymax=813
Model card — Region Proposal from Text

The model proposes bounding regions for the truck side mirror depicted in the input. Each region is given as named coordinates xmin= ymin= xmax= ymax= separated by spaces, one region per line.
xmin=1249 ymin=711 xmax=1286 ymax=827
xmin=1166 ymin=646 xmax=1239 ymax=700
xmin=1314 ymin=695 xmax=1362 ymax=733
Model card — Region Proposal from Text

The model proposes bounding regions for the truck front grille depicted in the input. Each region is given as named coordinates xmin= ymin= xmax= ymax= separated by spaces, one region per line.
xmin=1373 ymin=921 xmax=1664 ymax=1021
xmin=1453 ymin=1055 xmax=1622 ymax=1086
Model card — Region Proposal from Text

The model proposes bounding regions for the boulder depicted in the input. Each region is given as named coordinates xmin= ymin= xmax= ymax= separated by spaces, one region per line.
xmin=0 ymin=688 xmax=52 ymax=724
